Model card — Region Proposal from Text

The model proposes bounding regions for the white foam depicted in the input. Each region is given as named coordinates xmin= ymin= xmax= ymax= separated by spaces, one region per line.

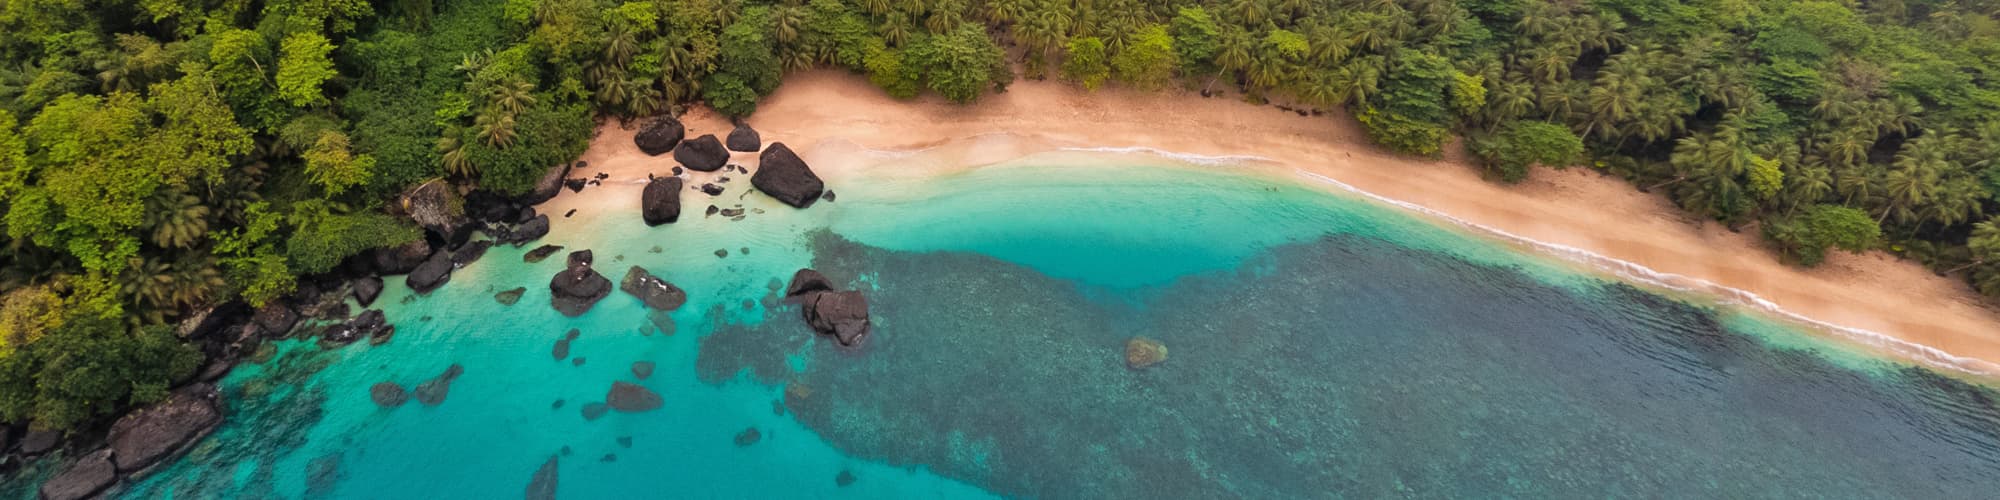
xmin=1055 ymin=146 xmax=1276 ymax=167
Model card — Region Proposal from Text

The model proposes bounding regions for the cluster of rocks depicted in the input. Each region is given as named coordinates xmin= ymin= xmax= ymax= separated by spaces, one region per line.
xmin=783 ymin=269 xmax=873 ymax=347
xmin=31 ymin=384 xmax=223 ymax=500
xmin=619 ymin=266 xmax=688 ymax=311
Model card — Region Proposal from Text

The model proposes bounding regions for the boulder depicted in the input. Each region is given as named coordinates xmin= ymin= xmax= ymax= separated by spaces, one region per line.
xmin=733 ymin=427 xmax=761 ymax=446
xmin=581 ymin=403 xmax=609 ymax=421
xmin=399 ymin=180 xmax=470 ymax=243
xmin=524 ymin=245 xmax=565 ymax=263
xmin=700 ymin=183 xmax=723 ymax=196
xmin=495 ymin=287 xmax=526 ymax=306
xmin=1125 ymin=337 xmax=1168 ymax=370
xmin=251 ymin=301 xmax=298 ymax=338
xmin=20 ymin=428 xmax=59 ymax=455
xmin=372 ymin=239 xmax=433 ymax=275
xmin=635 ymin=117 xmax=686 ymax=156
xmin=549 ymin=251 xmax=611 ymax=317
xmin=526 ymin=455 xmax=559 ymax=500
xmin=407 ymin=251 xmax=454 ymax=294
xmin=619 ymin=266 xmax=688 ymax=311
xmin=324 ymin=310 xmax=389 ymax=346
xmin=450 ymin=240 xmax=494 ymax=267
xmin=40 ymin=448 xmax=116 ymax=500
xmin=641 ymin=177 xmax=683 ymax=226
xmin=499 ymin=215 xmax=550 ymax=245
xmin=674 ymin=134 xmax=728 ymax=172
xmin=606 ymin=382 xmax=663 ymax=412
xmin=108 ymin=383 xmax=222 ymax=473
xmin=785 ymin=269 xmax=834 ymax=299
xmin=523 ymin=163 xmax=574 ymax=205
xmin=371 ymin=382 xmax=409 ymax=407
xmin=553 ymin=328 xmax=580 ymax=360
xmin=751 ymin=143 xmax=825 ymax=208
xmin=352 ymin=276 xmax=383 ymax=307
xmin=413 ymin=364 xmax=465 ymax=406
xmin=726 ymin=123 xmax=761 ymax=152
xmin=802 ymin=291 xmax=872 ymax=346
xmin=631 ymin=361 xmax=655 ymax=379
xmin=836 ymin=470 xmax=857 ymax=487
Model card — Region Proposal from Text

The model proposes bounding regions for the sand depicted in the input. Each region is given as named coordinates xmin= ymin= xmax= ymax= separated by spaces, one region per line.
xmin=538 ymin=69 xmax=2000 ymax=374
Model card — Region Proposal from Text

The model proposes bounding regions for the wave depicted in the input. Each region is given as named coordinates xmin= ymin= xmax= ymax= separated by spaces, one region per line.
xmin=1054 ymin=146 xmax=1277 ymax=167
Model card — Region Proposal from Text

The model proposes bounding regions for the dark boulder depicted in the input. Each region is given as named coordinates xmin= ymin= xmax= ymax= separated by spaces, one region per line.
xmin=371 ymin=382 xmax=409 ymax=407
xmin=251 ymin=301 xmax=298 ymax=338
xmin=785 ymin=269 xmax=835 ymax=299
xmin=619 ymin=266 xmax=687 ymax=311
xmin=568 ymin=249 xmax=594 ymax=268
xmin=641 ymin=176 xmax=683 ymax=226
xmin=635 ymin=117 xmax=685 ymax=156
xmin=20 ymin=428 xmax=59 ymax=455
xmin=674 ymin=134 xmax=728 ymax=172
xmin=523 ymin=163 xmax=574 ymax=205
xmin=564 ymin=178 xmax=586 ymax=193
xmin=802 ymin=291 xmax=872 ymax=346
xmin=836 ymin=470 xmax=857 ymax=487
xmin=726 ymin=123 xmax=761 ymax=152
xmin=324 ymin=310 xmax=389 ymax=346
xmin=750 ymin=143 xmax=824 ymax=208
xmin=400 ymin=180 xmax=470 ymax=244
xmin=413 ymin=364 xmax=465 ymax=406
xmin=40 ymin=448 xmax=116 ymax=500
xmin=606 ymin=381 xmax=663 ymax=412
xmin=700 ymin=183 xmax=723 ymax=196
xmin=450 ymin=240 xmax=494 ymax=267
xmin=465 ymin=191 xmax=518 ymax=224
xmin=495 ymin=287 xmax=526 ymax=306
xmin=526 ymin=455 xmax=559 ymax=500
xmin=108 ymin=383 xmax=222 ymax=473
xmin=582 ymin=402 xmax=610 ymax=420
xmin=524 ymin=245 xmax=565 ymax=263
xmin=733 ymin=427 xmax=761 ymax=446
xmin=352 ymin=276 xmax=383 ymax=307
xmin=372 ymin=239 xmax=433 ymax=275
xmin=499 ymin=215 xmax=550 ymax=245
xmin=549 ymin=251 xmax=611 ymax=317
xmin=407 ymin=251 xmax=454 ymax=294
xmin=631 ymin=361 xmax=655 ymax=379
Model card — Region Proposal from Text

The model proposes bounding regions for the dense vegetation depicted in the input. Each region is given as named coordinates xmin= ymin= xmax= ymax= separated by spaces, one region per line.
xmin=7 ymin=0 xmax=2000 ymax=432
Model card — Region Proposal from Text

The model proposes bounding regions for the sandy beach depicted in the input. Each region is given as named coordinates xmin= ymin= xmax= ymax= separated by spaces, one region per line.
xmin=540 ymin=69 xmax=2000 ymax=373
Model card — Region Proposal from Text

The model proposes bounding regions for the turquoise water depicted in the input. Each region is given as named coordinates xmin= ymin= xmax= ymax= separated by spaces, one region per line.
xmin=28 ymin=156 xmax=2000 ymax=498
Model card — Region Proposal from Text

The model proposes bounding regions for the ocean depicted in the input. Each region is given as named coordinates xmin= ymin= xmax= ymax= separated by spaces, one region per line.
xmin=20 ymin=151 xmax=2000 ymax=498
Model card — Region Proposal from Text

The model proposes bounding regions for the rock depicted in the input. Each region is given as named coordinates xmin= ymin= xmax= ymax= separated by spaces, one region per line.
xmin=372 ymin=239 xmax=433 ymax=275
xmin=450 ymin=240 xmax=494 ymax=267
xmin=549 ymin=251 xmax=612 ymax=317
xmin=524 ymin=163 xmax=574 ymax=205
xmin=524 ymin=245 xmax=565 ymax=263
xmin=714 ymin=249 xmax=728 ymax=258
xmin=407 ymin=251 xmax=454 ymax=294
xmin=751 ymin=143 xmax=825 ymax=208
xmin=466 ymin=191 xmax=518 ymax=224
xmin=705 ymin=205 xmax=719 ymax=217
xmin=514 ymin=206 xmax=538 ymax=224
xmin=40 ymin=448 xmax=116 ymax=500
xmin=525 ymin=455 xmax=559 ymax=500
xmin=700 ymin=183 xmax=723 ymax=196
xmin=672 ymin=166 xmax=684 ymax=175
xmin=641 ymin=176 xmax=683 ymax=226
xmin=733 ymin=427 xmax=761 ymax=447
xmin=635 ymin=116 xmax=686 ymax=156
xmin=718 ymin=208 xmax=743 ymax=217
xmin=496 ymin=287 xmax=527 ymax=305
xmin=197 ymin=358 xmax=234 ymax=381
xmin=822 ymin=190 xmax=836 ymax=202
xmin=581 ymin=403 xmax=609 ymax=421
xmin=801 ymin=291 xmax=872 ymax=346
xmin=674 ymin=134 xmax=728 ymax=172
xmin=568 ymin=249 xmax=594 ymax=268
xmin=631 ymin=361 xmax=655 ymax=379
xmin=252 ymin=301 xmax=298 ymax=338
xmin=599 ymin=454 xmax=617 ymax=463
xmin=552 ymin=399 xmax=565 ymax=409
xmin=413 ymin=364 xmax=464 ymax=406
xmin=564 ymin=209 xmax=577 ymax=218
xmin=500 ymin=215 xmax=551 ymax=245
xmin=400 ymin=180 xmax=470 ymax=243
xmin=352 ymin=276 xmax=383 ymax=307
xmin=617 ymin=436 xmax=632 ymax=448
xmin=20 ymin=428 xmax=59 ymax=455
xmin=564 ymin=178 xmax=586 ymax=193
xmin=371 ymin=382 xmax=409 ymax=407
xmin=1124 ymin=337 xmax=1168 ymax=370
xmin=836 ymin=470 xmax=857 ymax=487
xmin=619 ymin=266 xmax=688 ymax=311
xmin=325 ymin=310 xmax=389 ymax=346
xmin=726 ymin=123 xmax=761 ymax=152
xmin=606 ymin=381 xmax=662 ymax=412
xmin=370 ymin=325 xmax=397 ymax=345
xmin=785 ymin=269 xmax=835 ymax=298
xmin=553 ymin=329 xmax=579 ymax=360
xmin=572 ymin=357 xmax=586 ymax=367
xmin=108 ymin=383 xmax=222 ymax=473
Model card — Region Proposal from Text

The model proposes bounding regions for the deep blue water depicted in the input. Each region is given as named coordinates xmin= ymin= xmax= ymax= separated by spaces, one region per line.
xmin=10 ymin=157 xmax=2000 ymax=498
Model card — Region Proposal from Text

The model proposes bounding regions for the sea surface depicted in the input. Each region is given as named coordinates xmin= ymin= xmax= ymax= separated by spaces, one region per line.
xmin=12 ymin=152 xmax=2000 ymax=498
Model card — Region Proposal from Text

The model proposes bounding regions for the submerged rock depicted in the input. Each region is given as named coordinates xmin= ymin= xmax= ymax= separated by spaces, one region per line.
xmin=641 ymin=176 xmax=684 ymax=226
xmin=324 ymin=309 xmax=390 ymax=346
xmin=1124 ymin=337 xmax=1168 ymax=370
xmin=606 ymin=381 xmax=663 ymax=412
xmin=635 ymin=116 xmax=685 ymax=156
xmin=413 ymin=364 xmax=465 ymax=406
xmin=108 ymin=383 xmax=222 ymax=473
xmin=734 ymin=427 xmax=762 ymax=447
xmin=727 ymin=123 xmax=761 ymax=152
xmin=525 ymin=455 xmax=559 ymax=500
xmin=352 ymin=276 xmax=383 ymax=307
xmin=836 ymin=470 xmax=857 ymax=487
xmin=496 ymin=287 xmax=527 ymax=305
xmin=674 ymin=134 xmax=728 ymax=172
xmin=40 ymin=448 xmax=116 ymax=500
xmin=524 ymin=244 xmax=564 ymax=263
xmin=632 ymin=361 xmax=655 ymax=379
xmin=581 ymin=402 xmax=609 ymax=421
xmin=751 ymin=143 xmax=825 ymax=208
xmin=549 ymin=250 xmax=611 ymax=317
xmin=700 ymin=183 xmax=724 ymax=196
xmin=407 ymin=251 xmax=454 ymax=293
xmin=620 ymin=266 xmax=688 ymax=311
xmin=371 ymin=382 xmax=409 ymax=407
xmin=553 ymin=328 xmax=580 ymax=360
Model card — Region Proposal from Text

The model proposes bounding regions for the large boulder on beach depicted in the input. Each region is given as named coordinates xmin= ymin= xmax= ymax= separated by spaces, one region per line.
xmin=641 ymin=176 xmax=683 ymax=226
xmin=407 ymin=251 xmax=454 ymax=293
xmin=751 ymin=143 xmax=824 ymax=208
xmin=352 ymin=276 xmax=383 ymax=307
xmin=726 ymin=124 xmax=761 ymax=152
xmin=523 ymin=163 xmax=574 ymax=205
xmin=413 ymin=364 xmax=465 ymax=406
xmin=549 ymin=250 xmax=611 ymax=316
xmin=606 ymin=382 xmax=663 ymax=412
xmin=108 ymin=383 xmax=221 ymax=473
xmin=620 ymin=266 xmax=688 ymax=311
xmin=499 ymin=214 xmax=550 ymax=245
xmin=635 ymin=117 xmax=686 ymax=156
xmin=372 ymin=239 xmax=432 ymax=275
xmin=674 ymin=134 xmax=728 ymax=172
xmin=801 ymin=291 xmax=872 ymax=346
xmin=40 ymin=448 xmax=116 ymax=500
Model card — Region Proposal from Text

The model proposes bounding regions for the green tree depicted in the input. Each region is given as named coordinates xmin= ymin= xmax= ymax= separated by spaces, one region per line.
xmin=1112 ymin=25 xmax=1177 ymax=90
xmin=276 ymin=32 xmax=337 ymax=107
xmin=1063 ymin=37 xmax=1110 ymax=90
xmin=303 ymin=130 xmax=375 ymax=194
xmin=1764 ymin=204 xmax=1880 ymax=266
xmin=1471 ymin=121 xmax=1584 ymax=182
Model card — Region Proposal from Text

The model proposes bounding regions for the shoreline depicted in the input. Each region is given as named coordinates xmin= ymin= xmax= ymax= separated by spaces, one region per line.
xmin=539 ymin=69 xmax=2000 ymax=376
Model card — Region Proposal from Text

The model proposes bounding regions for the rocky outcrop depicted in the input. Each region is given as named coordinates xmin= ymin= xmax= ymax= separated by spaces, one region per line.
xmin=251 ymin=301 xmax=298 ymax=338
xmin=413 ymin=364 xmax=464 ymax=406
xmin=726 ymin=123 xmax=761 ymax=152
xmin=619 ymin=266 xmax=687 ymax=311
xmin=1124 ymin=337 xmax=1168 ymax=370
xmin=784 ymin=269 xmax=833 ymax=298
xmin=524 ymin=245 xmax=564 ymax=263
xmin=751 ymin=143 xmax=824 ymax=208
xmin=699 ymin=183 xmax=724 ymax=196
xmin=606 ymin=382 xmax=662 ymax=412
xmin=352 ymin=277 xmax=383 ymax=307
xmin=371 ymin=382 xmax=409 ymax=407
xmin=785 ymin=269 xmax=872 ymax=346
xmin=40 ymin=448 xmax=116 ymax=500
xmin=399 ymin=179 xmax=470 ymax=244
xmin=641 ymin=176 xmax=683 ymax=226
xmin=323 ymin=310 xmax=390 ymax=346
xmin=407 ymin=251 xmax=453 ymax=293
xmin=20 ymin=429 xmax=59 ymax=455
xmin=108 ymin=383 xmax=222 ymax=473
xmin=450 ymin=240 xmax=493 ymax=267
xmin=526 ymin=455 xmax=559 ymax=500
xmin=497 ymin=215 xmax=550 ymax=245
xmin=549 ymin=250 xmax=611 ymax=317
xmin=635 ymin=117 xmax=686 ymax=156
xmin=674 ymin=134 xmax=728 ymax=172
xmin=372 ymin=239 xmax=432 ymax=275
xmin=522 ymin=163 xmax=574 ymax=205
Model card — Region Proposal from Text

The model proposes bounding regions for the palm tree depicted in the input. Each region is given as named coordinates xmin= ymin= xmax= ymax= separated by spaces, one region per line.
xmin=1781 ymin=161 xmax=1835 ymax=214
xmin=146 ymin=190 xmax=211 ymax=249
xmin=602 ymin=24 xmax=639 ymax=69
xmin=862 ymin=0 xmax=892 ymax=16
xmin=1486 ymin=78 xmax=1534 ymax=122
xmin=475 ymin=112 xmax=518 ymax=148
xmin=773 ymin=5 xmax=805 ymax=45
xmin=1948 ymin=217 xmax=2000 ymax=274
xmin=925 ymin=1 xmax=963 ymax=34
xmin=985 ymin=0 xmax=1029 ymax=25
xmin=437 ymin=134 xmax=475 ymax=176
xmin=1583 ymin=72 xmax=1642 ymax=140
xmin=880 ymin=11 xmax=914 ymax=47
xmin=488 ymin=80 xmax=537 ymax=116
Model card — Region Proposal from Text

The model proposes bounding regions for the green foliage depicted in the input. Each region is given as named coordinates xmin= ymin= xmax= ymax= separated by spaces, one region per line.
xmin=1113 ymin=26 xmax=1177 ymax=90
xmin=1449 ymin=72 xmax=1486 ymax=118
xmin=284 ymin=201 xmax=422 ymax=275
xmin=1357 ymin=106 xmax=1451 ymax=157
xmin=1063 ymin=37 xmax=1110 ymax=91
xmin=0 ymin=280 xmax=199 ymax=430
xmin=1746 ymin=155 xmax=1784 ymax=201
xmin=0 ymin=110 xmax=25 ymax=204
xmin=1471 ymin=121 xmax=1583 ymax=182
xmin=276 ymin=32 xmax=337 ymax=107
xmin=1170 ymin=7 xmax=1220 ymax=74
xmin=905 ymin=26 xmax=1010 ymax=103
xmin=303 ymin=130 xmax=375 ymax=194
xmin=1752 ymin=59 xmax=1823 ymax=104
xmin=1764 ymin=204 xmax=1880 ymax=266
xmin=865 ymin=43 xmax=920 ymax=99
